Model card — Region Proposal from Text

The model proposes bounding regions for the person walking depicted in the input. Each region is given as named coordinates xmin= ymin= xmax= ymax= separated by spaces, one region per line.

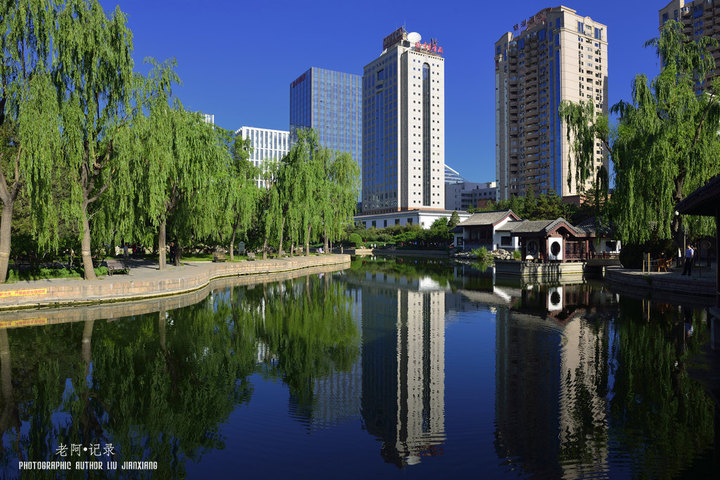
xmin=681 ymin=244 xmax=695 ymax=276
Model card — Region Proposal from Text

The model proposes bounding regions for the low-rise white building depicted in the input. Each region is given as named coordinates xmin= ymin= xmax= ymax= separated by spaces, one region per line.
xmin=235 ymin=126 xmax=289 ymax=188
xmin=355 ymin=209 xmax=471 ymax=230
xmin=452 ymin=210 xmax=521 ymax=251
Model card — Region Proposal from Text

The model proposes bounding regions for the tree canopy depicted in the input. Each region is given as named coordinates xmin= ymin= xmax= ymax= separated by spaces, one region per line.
xmin=560 ymin=20 xmax=720 ymax=246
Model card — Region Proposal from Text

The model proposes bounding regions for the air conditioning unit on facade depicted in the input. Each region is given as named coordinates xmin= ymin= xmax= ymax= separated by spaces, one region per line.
xmin=548 ymin=238 xmax=563 ymax=261
xmin=547 ymin=286 xmax=563 ymax=311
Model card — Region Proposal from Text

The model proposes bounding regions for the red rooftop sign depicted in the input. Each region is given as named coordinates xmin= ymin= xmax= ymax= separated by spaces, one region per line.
xmin=415 ymin=38 xmax=443 ymax=55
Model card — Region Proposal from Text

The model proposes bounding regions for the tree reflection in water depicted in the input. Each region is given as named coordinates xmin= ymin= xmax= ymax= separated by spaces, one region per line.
xmin=0 ymin=273 xmax=359 ymax=479
xmin=0 ymin=258 xmax=715 ymax=479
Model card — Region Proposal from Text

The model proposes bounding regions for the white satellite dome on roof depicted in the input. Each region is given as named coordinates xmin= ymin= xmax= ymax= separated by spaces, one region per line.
xmin=407 ymin=32 xmax=421 ymax=44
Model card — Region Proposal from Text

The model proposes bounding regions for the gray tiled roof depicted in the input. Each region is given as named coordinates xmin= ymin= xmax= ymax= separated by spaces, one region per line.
xmin=574 ymin=216 xmax=614 ymax=236
xmin=458 ymin=210 xmax=518 ymax=227
xmin=505 ymin=218 xmax=581 ymax=236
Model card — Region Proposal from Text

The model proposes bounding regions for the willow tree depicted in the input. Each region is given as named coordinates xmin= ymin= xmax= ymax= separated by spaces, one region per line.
xmin=560 ymin=20 xmax=720 ymax=245
xmin=259 ymin=162 xmax=282 ymax=259
xmin=222 ymin=134 xmax=260 ymax=261
xmin=123 ymin=59 xmax=181 ymax=270
xmin=0 ymin=0 xmax=60 ymax=282
xmin=153 ymin=108 xmax=229 ymax=266
xmin=54 ymin=0 xmax=136 ymax=279
xmin=321 ymin=151 xmax=359 ymax=252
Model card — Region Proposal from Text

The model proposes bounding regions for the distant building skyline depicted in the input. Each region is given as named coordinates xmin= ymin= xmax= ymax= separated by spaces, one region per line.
xmin=445 ymin=181 xmax=498 ymax=211
xmin=444 ymin=164 xmax=465 ymax=184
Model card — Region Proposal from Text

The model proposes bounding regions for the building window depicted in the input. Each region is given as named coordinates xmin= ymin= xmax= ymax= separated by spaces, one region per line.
xmin=577 ymin=21 xmax=584 ymax=34
xmin=422 ymin=63 xmax=431 ymax=206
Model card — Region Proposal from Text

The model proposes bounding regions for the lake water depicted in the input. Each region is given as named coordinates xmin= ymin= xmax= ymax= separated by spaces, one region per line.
xmin=0 ymin=257 xmax=716 ymax=479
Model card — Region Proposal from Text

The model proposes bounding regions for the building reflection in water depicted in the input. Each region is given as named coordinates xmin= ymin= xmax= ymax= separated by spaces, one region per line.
xmin=349 ymin=270 xmax=447 ymax=467
xmin=494 ymin=283 xmax=615 ymax=478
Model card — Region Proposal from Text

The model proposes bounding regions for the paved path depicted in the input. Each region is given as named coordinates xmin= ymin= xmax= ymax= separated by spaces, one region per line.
xmin=0 ymin=255 xmax=351 ymax=311
xmin=605 ymin=264 xmax=717 ymax=305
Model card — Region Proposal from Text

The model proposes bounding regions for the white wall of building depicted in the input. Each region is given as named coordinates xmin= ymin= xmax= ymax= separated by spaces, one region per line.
xmin=235 ymin=126 xmax=289 ymax=188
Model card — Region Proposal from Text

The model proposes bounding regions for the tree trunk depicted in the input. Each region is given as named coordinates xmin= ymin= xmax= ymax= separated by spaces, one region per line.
xmin=82 ymin=320 xmax=94 ymax=370
xmin=81 ymin=201 xmax=96 ymax=280
xmin=278 ymin=217 xmax=285 ymax=259
xmin=323 ymin=227 xmax=329 ymax=254
xmin=158 ymin=219 xmax=167 ymax=271
xmin=263 ymin=236 xmax=268 ymax=260
xmin=158 ymin=310 xmax=166 ymax=351
xmin=174 ymin=241 xmax=181 ymax=266
xmin=0 ymin=202 xmax=14 ymax=282
xmin=0 ymin=329 xmax=18 ymax=434
xmin=305 ymin=224 xmax=311 ymax=256
xmin=290 ymin=242 xmax=294 ymax=258
xmin=229 ymin=227 xmax=237 ymax=262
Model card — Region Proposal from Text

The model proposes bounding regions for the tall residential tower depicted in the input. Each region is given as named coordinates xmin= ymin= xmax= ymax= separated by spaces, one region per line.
xmin=660 ymin=0 xmax=720 ymax=88
xmin=495 ymin=7 xmax=608 ymax=200
xmin=362 ymin=27 xmax=445 ymax=214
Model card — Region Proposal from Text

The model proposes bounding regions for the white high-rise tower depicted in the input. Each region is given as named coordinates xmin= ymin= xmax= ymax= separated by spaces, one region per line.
xmin=362 ymin=27 xmax=445 ymax=214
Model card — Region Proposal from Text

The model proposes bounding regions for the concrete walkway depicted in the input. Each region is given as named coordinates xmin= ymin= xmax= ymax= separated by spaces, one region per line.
xmin=605 ymin=265 xmax=717 ymax=305
xmin=0 ymin=254 xmax=351 ymax=311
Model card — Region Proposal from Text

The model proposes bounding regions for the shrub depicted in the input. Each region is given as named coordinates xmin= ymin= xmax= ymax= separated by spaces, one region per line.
xmin=348 ymin=233 xmax=363 ymax=247
xmin=513 ymin=250 xmax=522 ymax=261
xmin=470 ymin=247 xmax=490 ymax=263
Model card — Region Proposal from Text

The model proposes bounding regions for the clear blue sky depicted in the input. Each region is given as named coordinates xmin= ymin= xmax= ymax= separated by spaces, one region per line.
xmin=103 ymin=0 xmax=664 ymax=183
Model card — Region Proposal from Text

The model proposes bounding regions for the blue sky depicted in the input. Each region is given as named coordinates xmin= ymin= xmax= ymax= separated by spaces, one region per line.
xmin=103 ymin=0 xmax=664 ymax=183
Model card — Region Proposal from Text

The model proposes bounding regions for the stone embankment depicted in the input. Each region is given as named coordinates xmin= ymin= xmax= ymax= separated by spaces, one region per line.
xmin=0 ymin=254 xmax=351 ymax=311
xmin=453 ymin=249 xmax=515 ymax=261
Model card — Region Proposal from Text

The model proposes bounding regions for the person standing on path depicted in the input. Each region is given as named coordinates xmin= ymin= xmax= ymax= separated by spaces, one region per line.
xmin=681 ymin=244 xmax=695 ymax=276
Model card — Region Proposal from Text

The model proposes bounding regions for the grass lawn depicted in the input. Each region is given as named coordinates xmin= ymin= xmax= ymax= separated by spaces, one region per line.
xmin=6 ymin=266 xmax=109 ymax=283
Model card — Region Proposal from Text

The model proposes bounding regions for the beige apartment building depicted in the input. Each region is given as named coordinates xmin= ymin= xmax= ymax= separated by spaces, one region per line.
xmin=660 ymin=0 xmax=720 ymax=84
xmin=495 ymin=6 xmax=608 ymax=201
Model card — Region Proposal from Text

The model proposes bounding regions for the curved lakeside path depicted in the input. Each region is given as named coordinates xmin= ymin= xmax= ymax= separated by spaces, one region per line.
xmin=605 ymin=265 xmax=717 ymax=306
xmin=0 ymin=254 xmax=351 ymax=312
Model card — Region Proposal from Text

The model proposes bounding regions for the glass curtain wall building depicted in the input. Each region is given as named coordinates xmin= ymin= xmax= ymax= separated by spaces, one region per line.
xmin=289 ymin=67 xmax=362 ymax=196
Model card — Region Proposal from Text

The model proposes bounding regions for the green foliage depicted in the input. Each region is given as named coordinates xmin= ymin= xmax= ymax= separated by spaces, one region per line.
xmin=560 ymin=20 xmax=720 ymax=246
xmin=348 ymin=233 xmax=363 ymax=247
xmin=513 ymin=250 xmax=522 ymax=261
xmin=448 ymin=210 xmax=461 ymax=228
xmin=478 ymin=191 xmax=571 ymax=221
xmin=470 ymin=247 xmax=490 ymax=263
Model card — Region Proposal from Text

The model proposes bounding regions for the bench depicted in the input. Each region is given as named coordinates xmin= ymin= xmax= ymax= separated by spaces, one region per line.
xmin=103 ymin=259 xmax=129 ymax=275
xmin=213 ymin=252 xmax=227 ymax=262
xmin=247 ymin=252 xmax=256 ymax=261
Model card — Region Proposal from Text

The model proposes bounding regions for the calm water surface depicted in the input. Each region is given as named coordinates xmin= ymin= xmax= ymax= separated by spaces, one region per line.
xmin=0 ymin=257 xmax=717 ymax=479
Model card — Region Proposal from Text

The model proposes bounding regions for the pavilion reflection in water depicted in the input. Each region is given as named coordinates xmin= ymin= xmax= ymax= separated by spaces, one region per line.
xmin=494 ymin=283 xmax=617 ymax=478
